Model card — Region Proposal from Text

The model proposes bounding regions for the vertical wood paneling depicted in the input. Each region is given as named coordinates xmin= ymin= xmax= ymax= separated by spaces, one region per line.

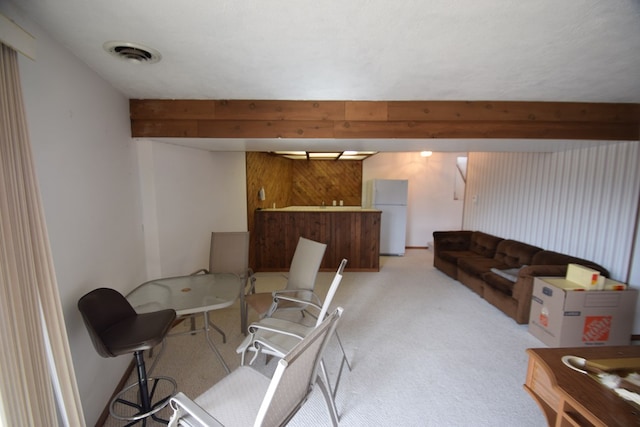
xmin=253 ymin=210 xmax=380 ymax=271
xmin=464 ymin=142 xmax=640 ymax=281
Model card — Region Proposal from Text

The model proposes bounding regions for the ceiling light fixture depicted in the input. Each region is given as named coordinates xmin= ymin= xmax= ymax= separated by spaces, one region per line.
xmin=420 ymin=151 xmax=433 ymax=157
xmin=272 ymin=151 xmax=377 ymax=160
xmin=103 ymin=41 xmax=162 ymax=64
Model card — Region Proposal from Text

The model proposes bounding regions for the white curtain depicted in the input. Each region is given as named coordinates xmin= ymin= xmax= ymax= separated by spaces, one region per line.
xmin=0 ymin=42 xmax=85 ymax=426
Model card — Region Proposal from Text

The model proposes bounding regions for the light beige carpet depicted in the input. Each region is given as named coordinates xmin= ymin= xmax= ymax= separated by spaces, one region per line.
xmin=103 ymin=249 xmax=547 ymax=426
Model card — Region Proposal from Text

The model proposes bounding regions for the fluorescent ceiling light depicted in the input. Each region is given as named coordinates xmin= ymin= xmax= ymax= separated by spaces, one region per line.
xmin=308 ymin=152 xmax=341 ymax=159
xmin=272 ymin=151 xmax=377 ymax=160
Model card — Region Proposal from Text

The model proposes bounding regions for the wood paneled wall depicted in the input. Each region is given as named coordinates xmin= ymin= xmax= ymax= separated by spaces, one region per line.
xmin=291 ymin=160 xmax=362 ymax=206
xmin=254 ymin=210 xmax=381 ymax=271
xmin=245 ymin=153 xmax=363 ymax=267
xmin=246 ymin=152 xmax=291 ymax=247
xmin=130 ymin=100 xmax=640 ymax=141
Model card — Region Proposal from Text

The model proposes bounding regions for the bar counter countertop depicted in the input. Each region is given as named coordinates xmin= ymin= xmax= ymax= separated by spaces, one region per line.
xmin=260 ymin=205 xmax=381 ymax=212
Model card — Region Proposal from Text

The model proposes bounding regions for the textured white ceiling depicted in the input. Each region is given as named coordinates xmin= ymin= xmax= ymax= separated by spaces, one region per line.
xmin=6 ymin=0 xmax=640 ymax=152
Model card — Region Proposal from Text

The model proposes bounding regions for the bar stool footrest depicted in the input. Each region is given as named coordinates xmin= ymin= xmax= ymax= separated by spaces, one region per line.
xmin=109 ymin=376 xmax=177 ymax=424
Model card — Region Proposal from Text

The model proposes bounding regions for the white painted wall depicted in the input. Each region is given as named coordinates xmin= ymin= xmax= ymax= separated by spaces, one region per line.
xmin=363 ymin=152 xmax=466 ymax=248
xmin=1 ymin=3 xmax=145 ymax=425
xmin=2 ymin=6 xmax=250 ymax=420
xmin=137 ymin=140 xmax=248 ymax=278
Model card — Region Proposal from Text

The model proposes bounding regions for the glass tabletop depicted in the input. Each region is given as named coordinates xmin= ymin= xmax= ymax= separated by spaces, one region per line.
xmin=127 ymin=273 xmax=241 ymax=316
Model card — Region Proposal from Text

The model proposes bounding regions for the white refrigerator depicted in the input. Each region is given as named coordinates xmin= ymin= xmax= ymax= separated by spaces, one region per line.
xmin=369 ymin=179 xmax=408 ymax=256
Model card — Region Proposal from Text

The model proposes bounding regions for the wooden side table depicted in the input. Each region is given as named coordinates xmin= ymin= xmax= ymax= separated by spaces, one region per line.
xmin=524 ymin=346 xmax=640 ymax=426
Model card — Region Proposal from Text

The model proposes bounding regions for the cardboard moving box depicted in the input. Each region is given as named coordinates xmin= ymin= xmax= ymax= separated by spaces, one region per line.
xmin=529 ymin=277 xmax=637 ymax=347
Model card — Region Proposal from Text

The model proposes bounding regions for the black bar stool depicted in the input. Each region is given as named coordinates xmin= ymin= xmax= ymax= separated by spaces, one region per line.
xmin=78 ymin=287 xmax=177 ymax=426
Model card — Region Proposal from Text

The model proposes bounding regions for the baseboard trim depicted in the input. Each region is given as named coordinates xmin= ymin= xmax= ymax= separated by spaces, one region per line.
xmin=96 ymin=360 xmax=135 ymax=427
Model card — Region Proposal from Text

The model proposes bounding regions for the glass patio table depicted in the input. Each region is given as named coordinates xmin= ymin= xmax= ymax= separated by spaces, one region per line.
xmin=127 ymin=273 xmax=241 ymax=373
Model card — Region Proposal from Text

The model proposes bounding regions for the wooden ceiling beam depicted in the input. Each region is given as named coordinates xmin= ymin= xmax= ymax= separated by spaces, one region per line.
xmin=130 ymin=100 xmax=640 ymax=140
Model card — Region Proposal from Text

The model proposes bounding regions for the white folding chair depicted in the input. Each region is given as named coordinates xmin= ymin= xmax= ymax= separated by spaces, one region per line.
xmin=243 ymin=236 xmax=326 ymax=331
xmin=192 ymin=231 xmax=255 ymax=336
xmin=237 ymin=259 xmax=352 ymax=421
xmin=168 ymin=308 xmax=344 ymax=427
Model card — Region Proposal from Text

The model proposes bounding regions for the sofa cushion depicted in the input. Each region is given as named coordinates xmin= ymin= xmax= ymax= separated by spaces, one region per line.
xmin=492 ymin=240 xmax=542 ymax=268
xmin=482 ymin=271 xmax=516 ymax=296
xmin=438 ymin=250 xmax=484 ymax=264
xmin=531 ymin=250 xmax=610 ymax=277
xmin=433 ymin=230 xmax=473 ymax=253
xmin=457 ymin=256 xmax=509 ymax=277
xmin=457 ymin=239 xmax=542 ymax=278
xmin=469 ymin=232 xmax=503 ymax=257
xmin=531 ymin=250 xmax=579 ymax=265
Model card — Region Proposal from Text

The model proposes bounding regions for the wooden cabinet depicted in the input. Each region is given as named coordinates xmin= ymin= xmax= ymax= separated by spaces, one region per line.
xmin=254 ymin=209 xmax=381 ymax=272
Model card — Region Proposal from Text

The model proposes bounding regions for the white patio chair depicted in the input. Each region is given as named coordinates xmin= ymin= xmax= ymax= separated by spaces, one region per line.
xmin=237 ymin=259 xmax=352 ymax=420
xmin=192 ymin=231 xmax=255 ymax=336
xmin=243 ymin=236 xmax=326 ymax=331
xmin=167 ymin=307 xmax=344 ymax=427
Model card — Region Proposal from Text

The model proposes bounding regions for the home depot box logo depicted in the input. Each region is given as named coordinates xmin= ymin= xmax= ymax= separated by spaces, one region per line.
xmin=582 ymin=316 xmax=612 ymax=342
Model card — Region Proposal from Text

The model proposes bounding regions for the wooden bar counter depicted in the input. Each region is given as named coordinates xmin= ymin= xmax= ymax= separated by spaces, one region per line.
xmin=254 ymin=206 xmax=381 ymax=272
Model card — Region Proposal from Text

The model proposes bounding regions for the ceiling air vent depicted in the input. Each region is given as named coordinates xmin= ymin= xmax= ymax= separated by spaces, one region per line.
xmin=103 ymin=41 xmax=161 ymax=64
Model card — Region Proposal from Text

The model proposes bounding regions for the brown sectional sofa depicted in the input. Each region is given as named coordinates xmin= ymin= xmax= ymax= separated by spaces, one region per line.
xmin=433 ymin=231 xmax=502 ymax=280
xmin=433 ymin=230 xmax=610 ymax=324
xmin=457 ymin=239 xmax=543 ymax=297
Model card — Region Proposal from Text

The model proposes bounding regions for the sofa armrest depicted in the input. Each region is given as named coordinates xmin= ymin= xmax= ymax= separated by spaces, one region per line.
xmin=433 ymin=230 xmax=472 ymax=254
xmin=512 ymin=264 xmax=568 ymax=301
xmin=510 ymin=265 xmax=569 ymax=324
